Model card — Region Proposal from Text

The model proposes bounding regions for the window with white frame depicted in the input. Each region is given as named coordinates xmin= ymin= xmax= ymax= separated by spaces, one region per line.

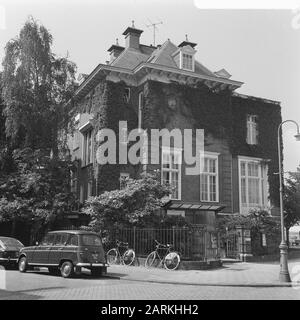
xmin=161 ymin=148 xmax=182 ymax=200
xmin=87 ymin=180 xmax=93 ymax=197
xmin=83 ymin=129 xmax=93 ymax=166
xmin=246 ymin=115 xmax=258 ymax=145
xmin=200 ymin=154 xmax=219 ymax=202
xmin=72 ymin=114 xmax=80 ymax=150
xmin=181 ymin=53 xmax=193 ymax=71
xmin=138 ymin=91 xmax=143 ymax=129
xmin=239 ymin=157 xmax=269 ymax=213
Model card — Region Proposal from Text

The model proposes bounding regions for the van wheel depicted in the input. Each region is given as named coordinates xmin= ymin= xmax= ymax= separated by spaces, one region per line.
xmin=60 ymin=261 xmax=74 ymax=278
xmin=18 ymin=257 xmax=28 ymax=273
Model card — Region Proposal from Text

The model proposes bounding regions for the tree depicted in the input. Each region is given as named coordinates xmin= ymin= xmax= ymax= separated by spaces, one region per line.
xmin=2 ymin=16 xmax=76 ymax=152
xmin=0 ymin=17 xmax=77 ymax=239
xmin=284 ymin=167 xmax=300 ymax=243
xmin=82 ymin=172 xmax=186 ymax=233
xmin=0 ymin=147 xmax=78 ymax=239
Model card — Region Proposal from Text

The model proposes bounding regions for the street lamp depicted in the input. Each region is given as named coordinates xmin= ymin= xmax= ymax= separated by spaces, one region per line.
xmin=278 ymin=119 xmax=300 ymax=282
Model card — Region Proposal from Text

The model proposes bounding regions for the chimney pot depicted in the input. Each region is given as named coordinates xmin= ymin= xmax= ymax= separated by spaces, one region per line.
xmin=122 ymin=25 xmax=143 ymax=50
xmin=107 ymin=44 xmax=125 ymax=63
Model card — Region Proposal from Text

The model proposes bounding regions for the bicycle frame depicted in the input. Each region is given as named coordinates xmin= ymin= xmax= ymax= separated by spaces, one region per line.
xmin=107 ymin=240 xmax=135 ymax=266
xmin=115 ymin=241 xmax=129 ymax=263
xmin=153 ymin=241 xmax=174 ymax=266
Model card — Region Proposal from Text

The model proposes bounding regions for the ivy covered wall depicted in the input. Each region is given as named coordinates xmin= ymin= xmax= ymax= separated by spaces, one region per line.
xmin=73 ymin=78 xmax=281 ymax=212
xmin=142 ymin=80 xmax=281 ymax=211
xmin=75 ymin=80 xmax=141 ymax=195
xmin=231 ymin=95 xmax=281 ymax=209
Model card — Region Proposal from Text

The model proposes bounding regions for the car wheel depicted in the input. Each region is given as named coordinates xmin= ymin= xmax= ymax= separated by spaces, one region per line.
xmin=60 ymin=261 xmax=74 ymax=278
xmin=18 ymin=257 xmax=28 ymax=273
xmin=91 ymin=267 xmax=103 ymax=277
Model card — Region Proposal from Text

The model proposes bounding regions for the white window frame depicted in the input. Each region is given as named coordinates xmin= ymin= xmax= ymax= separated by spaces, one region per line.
xmin=138 ymin=91 xmax=143 ymax=130
xmin=82 ymin=128 xmax=93 ymax=167
xmin=72 ymin=114 xmax=80 ymax=151
xmin=246 ymin=114 xmax=258 ymax=145
xmin=180 ymin=52 xmax=194 ymax=71
xmin=238 ymin=156 xmax=269 ymax=214
xmin=87 ymin=180 xmax=93 ymax=197
xmin=80 ymin=185 xmax=84 ymax=203
xmin=200 ymin=152 xmax=220 ymax=203
xmin=161 ymin=147 xmax=182 ymax=200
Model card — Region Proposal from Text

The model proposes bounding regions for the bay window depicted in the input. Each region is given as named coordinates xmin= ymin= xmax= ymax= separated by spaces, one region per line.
xmin=239 ymin=157 xmax=269 ymax=214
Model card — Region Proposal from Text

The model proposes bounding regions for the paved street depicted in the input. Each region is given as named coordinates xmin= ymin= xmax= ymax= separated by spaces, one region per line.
xmin=0 ymin=263 xmax=300 ymax=300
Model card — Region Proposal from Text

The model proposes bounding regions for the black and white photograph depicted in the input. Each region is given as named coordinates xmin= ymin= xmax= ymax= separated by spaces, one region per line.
xmin=0 ymin=0 xmax=300 ymax=308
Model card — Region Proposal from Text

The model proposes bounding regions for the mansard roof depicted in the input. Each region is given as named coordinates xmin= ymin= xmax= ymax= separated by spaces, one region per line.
xmin=111 ymin=39 xmax=216 ymax=78
xmin=70 ymin=29 xmax=246 ymax=103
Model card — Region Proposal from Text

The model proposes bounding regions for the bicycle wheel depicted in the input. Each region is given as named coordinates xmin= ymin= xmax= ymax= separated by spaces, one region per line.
xmin=164 ymin=252 xmax=180 ymax=271
xmin=122 ymin=249 xmax=135 ymax=266
xmin=106 ymin=248 xmax=119 ymax=265
xmin=145 ymin=251 xmax=159 ymax=268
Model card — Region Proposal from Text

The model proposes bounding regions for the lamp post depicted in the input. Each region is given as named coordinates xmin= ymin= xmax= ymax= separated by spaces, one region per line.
xmin=278 ymin=120 xmax=300 ymax=282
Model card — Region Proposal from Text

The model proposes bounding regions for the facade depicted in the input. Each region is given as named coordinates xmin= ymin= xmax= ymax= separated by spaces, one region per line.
xmin=68 ymin=24 xmax=282 ymax=258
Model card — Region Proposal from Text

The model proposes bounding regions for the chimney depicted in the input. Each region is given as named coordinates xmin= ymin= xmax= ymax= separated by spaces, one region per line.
xmin=122 ymin=21 xmax=143 ymax=50
xmin=178 ymin=34 xmax=197 ymax=48
xmin=107 ymin=38 xmax=124 ymax=63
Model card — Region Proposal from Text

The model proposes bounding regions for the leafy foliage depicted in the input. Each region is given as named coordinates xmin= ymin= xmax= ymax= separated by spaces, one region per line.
xmin=0 ymin=18 xmax=78 ymax=232
xmin=284 ymin=167 xmax=300 ymax=229
xmin=2 ymin=16 xmax=77 ymax=151
xmin=0 ymin=148 xmax=77 ymax=225
xmin=216 ymin=208 xmax=280 ymax=242
xmin=82 ymin=172 xmax=177 ymax=232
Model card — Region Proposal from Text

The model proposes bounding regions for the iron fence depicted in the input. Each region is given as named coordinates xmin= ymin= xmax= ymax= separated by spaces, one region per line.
xmin=104 ymin=226 xmax=220 ymax=261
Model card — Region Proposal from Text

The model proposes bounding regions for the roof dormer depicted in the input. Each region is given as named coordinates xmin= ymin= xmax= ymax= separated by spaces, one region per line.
xmin=172 ymin=41 xmax=197 ymax=72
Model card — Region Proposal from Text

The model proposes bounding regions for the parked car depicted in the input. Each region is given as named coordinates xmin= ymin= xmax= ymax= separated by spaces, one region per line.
xmin=18 ymin=230 xmax=108 ymax=278
xmin=0 ymin=237 xmax=24 ymax=269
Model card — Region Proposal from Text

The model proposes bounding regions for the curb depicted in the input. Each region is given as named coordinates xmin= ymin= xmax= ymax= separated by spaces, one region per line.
xmin=115 ymin=276 xmax=300 ymax=288
xmin=105 ymin=269 xmax=300 ymax=288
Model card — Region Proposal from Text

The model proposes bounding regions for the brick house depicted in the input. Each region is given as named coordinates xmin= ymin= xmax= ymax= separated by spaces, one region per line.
xmin=68 ymin=24 xmax=282 ymax=259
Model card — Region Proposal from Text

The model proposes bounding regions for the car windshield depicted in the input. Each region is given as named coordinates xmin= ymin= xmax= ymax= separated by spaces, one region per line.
xmin=0 ymin=238 xmax=23 ymax=248
xmin=81 ymin=235 xmax=102 ymax=246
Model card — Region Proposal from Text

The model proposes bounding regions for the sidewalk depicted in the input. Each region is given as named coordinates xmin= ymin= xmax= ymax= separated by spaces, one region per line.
xmin=106 ymin=258 xmax=300 ymax=287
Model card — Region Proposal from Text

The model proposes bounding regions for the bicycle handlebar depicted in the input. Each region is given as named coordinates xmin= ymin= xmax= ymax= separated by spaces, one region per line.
xmin=116 ymin=240 xmax=129 ymax=247
xmin=154 ymin=239 xmax=172 ymax=249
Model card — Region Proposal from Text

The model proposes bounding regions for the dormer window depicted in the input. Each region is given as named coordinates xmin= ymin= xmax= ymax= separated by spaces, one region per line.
xmin=172 ymin=44 xmax=196 ymax=72
xmin=182 ymin=53 xmax=193 ymax=71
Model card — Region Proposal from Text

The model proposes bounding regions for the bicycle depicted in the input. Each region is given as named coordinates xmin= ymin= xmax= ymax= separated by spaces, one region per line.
xmin=106 ymin=240 xmax=135 ymax=266
xmin=145 ymin=240 xmax=180 ymax=271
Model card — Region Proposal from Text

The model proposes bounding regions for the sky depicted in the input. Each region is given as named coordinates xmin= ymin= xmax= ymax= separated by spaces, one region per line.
xmin=0 ymin=0 xmax=300 ymax=172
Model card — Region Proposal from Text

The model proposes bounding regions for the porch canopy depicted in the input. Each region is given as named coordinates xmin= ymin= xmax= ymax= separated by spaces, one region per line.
xmin=162 ymin=200 xmax=225 ymax=212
